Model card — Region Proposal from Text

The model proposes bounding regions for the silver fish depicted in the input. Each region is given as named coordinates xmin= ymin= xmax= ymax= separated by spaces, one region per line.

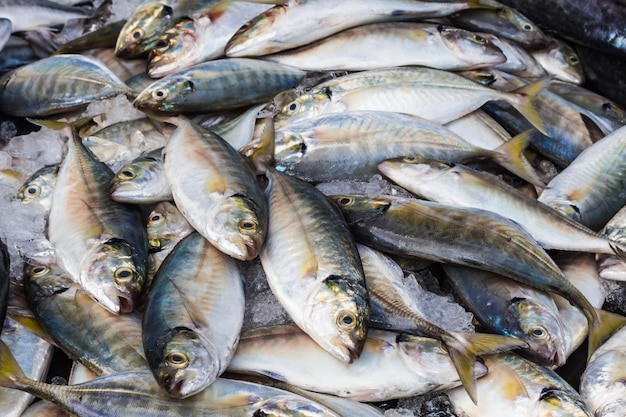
xmin=16 ymin=165 xmax=58 ymax=212
xmin=110 ymin=148 xmax=171 ymax=204
xmin=0 ymin=0 xmax=90 ymax=33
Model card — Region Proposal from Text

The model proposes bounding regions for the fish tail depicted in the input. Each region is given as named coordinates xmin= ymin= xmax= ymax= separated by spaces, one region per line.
xmin=0 ymin=340 xmax=25 ymax=390
xmin=506 ymin=76 xmax=553 ymax=136
xmin=490 ymin=129 xmax=545 ymax=187
xmin=588 ymin=308 xmax=626 ymax=360
xmin=445 ymin=332 xmax=528 ymax=405
xmin=240 ymin=116 xmax=275 ymax=175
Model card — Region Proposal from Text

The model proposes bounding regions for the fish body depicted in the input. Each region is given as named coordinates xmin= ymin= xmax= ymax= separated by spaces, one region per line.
xmin=478 ymin=32 xmax=546 ymax=78
xmin=163 ymin=118 xmax=267 ymax=260
xmin=377 ymin=158 xmax=626 ymax=256
xmin=444 ymin=264 xmax=567 ymax=366
xmin=115 ymin=0 xmax=202 ymax=58
xmin=143 ymin=232 xmax=245 ymax=398
xmin=446 ymin=352 xmax=593 ymax=417
xmin=228 ymin=325 xmax=487 ymax=401
xmin=332 ymin=193 xmax=603 ymax=355
xmin=0 ymin=0 xmax=90 ymax=34
xmin=444 ymin=109 xmax=511 ymax=149
xmin=225 ymin=0 xmax=489 ymax=57
xmin=261 ymin=22 xmax=506 ymax=72
xmin=274 ymin=66 xmax=547 ymax=136
xmin=134 ymin=58 xmax=306 ymax=114
xmin=110 ymin=148 xmax=171 ymax=204
xmin=538 ymin=124 xmax=626 ymax=231
xmin=580 ymin=325 xmax=626 ymax=417
xmin=260 ymin=167 xmax=369 ymax=363
xmin=23 ymin=261 xmax=148 ymax=375
xmin=598 ymin=205 xmax=626 ymax=281
xmin=147 ymin=1 xmax=272 ymax=77
xmin=47 ymin=132 xmax=148 ymax=314
xmin=274 ymin=110 xmax=540 ymax=184
xmin=0 ymin=54 xmax=134 ymax=117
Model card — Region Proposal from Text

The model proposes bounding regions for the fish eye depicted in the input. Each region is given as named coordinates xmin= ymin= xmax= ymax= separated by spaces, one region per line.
xmin=530 ymin=326 xmax=547 ymax=339
xmin=152 ymin=89 xmax=168 ymax=101
xmin=161 ymin=5 xmax=174 ymax=18
xmin=473 ymin=34 xmax=486 ymax=44
xmin=25 ymin=185 xmax=41 ymax=197
xmin=149 ymin=238 xmax=161 ymax=249
xmin=118 ymin=169 xmax=136 ymax=180
xmin=150 ymin=213 xmax=163 ymax=223
xmin=114 ymin=267 xmax=135 ymax=283
xmin=31 ymin=266 xmax=49 ymax=277
xmin=567 ymin=55 xmax=579 ymax=65
xmin=166 ymin=351 xmax=188 ymax=367
xmin=336 ymin=196 xmax=354 ymax=207
xmin=403 ymin=156 xmax=419 ymax=163
xmin=131 ymin=28 xmax=144 ymax=41
xmin=154 ymin=39 xmax=170 ymax=52
xmin=238 ymin=219 xmax=258 ymax=233
xmin=287 ymin=101 xmax=299 ymax=114
xmin=522 ymin=24 xmax=533 ymax=31
xmin=337 ymin=312 xmax=357 ymax=329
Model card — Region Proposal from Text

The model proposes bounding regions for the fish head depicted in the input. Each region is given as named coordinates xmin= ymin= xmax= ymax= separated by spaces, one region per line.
xmin=224 ymin=5 xmax=288 ymax=57
xmin=147 ymin=202 xmax=192 ymax=251
xmin=493 ymin=7 xmax=548 ymax=50
xmin=133 ymin=75 xmax=194 ymax=114
xmin=23 ymin=262 xmax=73 ymax=304
xmin=116 ymin=1 xmax=175 ymax=58
xmin=507 ymin=297 xmax=567 ymax=366
xmin=438 ymin=26 xmax=506 ymax=68
xmin=79 ymin=239 xmax=145 ymax=314
xmin=148 ymin=17 xmax=199 ymax=78
xmin=331 ymin=195 xmax=391 ymax=225
xmin=532 ymin=387 xmax=593 ymax=417
xmin=533 ymin=39 xmax=584 ymax=84
xmin=152 ymin=327 xmax=219 ymax=399
xmin=17 ymin=165 xmax=58 ymax=208
xmin=110 ymin=157 xmax=164 ymax=202
xmin=304 ymin=275 xmax=369 ymax=363
xmin=273 ymin=87 xmax=333 ymax=127
xmin=205 ymin=194 xmax=267 ymax=261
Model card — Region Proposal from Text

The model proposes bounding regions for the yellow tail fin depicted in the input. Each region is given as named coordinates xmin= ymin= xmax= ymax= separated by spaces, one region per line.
xmin=588 ymin=308 xmax=626 ymax=360
xmin=506 ymin=76 xmax=553 ymax=137
xmin=445 ymin=331 xmax=528 ymax=405
xmin=490 ymin=129 xmax=545 ymax=187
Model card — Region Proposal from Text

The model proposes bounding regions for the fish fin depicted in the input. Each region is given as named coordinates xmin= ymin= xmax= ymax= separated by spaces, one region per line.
xmin=5 ymin=313 xmax=55 ymax=347
xmin=588 ymin=308 xmax=626 ymax=360
xmin=490 ymin=129 xmax=545 ymax=187
xmin=507 ymin=76 xmax=553 ymax=136
xmin=168 ymin=277 xmax=211 ymax=332
xmin=445 ymin=332 xmax=528 ymax=405
xmin=0 ymin=340 xmax=25 ymax=389
xmin=27 ymin=116 xmax=98 ymax=135
xmin=609 ymin=241 xmax=626 ymax=264
xmin=240 ymin=116 xmax=274 ymax=175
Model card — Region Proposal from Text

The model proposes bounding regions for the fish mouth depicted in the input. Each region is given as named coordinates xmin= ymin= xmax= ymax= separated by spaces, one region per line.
xmin=118 ymin=295 xmax=134 ymax=314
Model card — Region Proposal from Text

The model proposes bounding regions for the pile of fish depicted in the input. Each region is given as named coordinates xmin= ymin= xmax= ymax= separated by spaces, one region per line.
xmin=1 ymin=0 xmax=626 ymax=416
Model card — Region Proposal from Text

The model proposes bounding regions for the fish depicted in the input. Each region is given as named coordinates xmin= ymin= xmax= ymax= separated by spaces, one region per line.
xmin=445 ymin=352 xmax=594 ymax=417
xmin=448 ymin=2 xmax=548 ymax=49
xmin=163 ymin=117 xmax=267 ymax=260
xmin=134 ymin=58 xmax=306 ymax=114
xmin=531 ymin=37 xmax=585 ymax=84
xmin=377 ymin=158 xmax=626 ymax=257
xmin=0 ymin=0 xmax=90 ymax=34
xmin=273 ymin=110 xmax=543 ymax=185
xmin=260 ymin=167 xmax=369 ymax=363
xmin=53 ymin=20 xmax=127 ymax=55
xmin=444 ymin=109 xmax=513 ymax=150
xmin=358 ymin=243 xmax=527 ymax=403
xmin=143 ymin=232 xmax=245 ymax=398
xmin=261 ymin=22 xmax=506 ymax=72
xmin=0 ymin=18 xmax=10 ymax=52
xmin=496 ymin=0 xmax=626 ymax=59
xmin=0 ymin=54 xmax=135 ymax=117
xmin=211 ymin=102 xmax=267 ymax=151
xmin=110 ymin=148 xmax=172 ymax=204
xmin=538 ymin=124 xmax=626 ymax=231
xmin=0 ymin=342 xmax=345 ymax=417
xmin=225 ymin=0 xmax=491 ymax=57
xmin=598 ymin=206 xmax=626 ymax=281
xmin=476 ymin=32 xmax=546 ymax=78
xmin=330 ymin=193 xmax=605 ymax=356
xmin=23 ymin=260 xmax=148 ymax=375
xmin=47 ymin=130 xmax=148 ymax=314
xmin=147 ymin=1 xmax=272 ymax=77
xmin=20 ymin=401 xmax=68 ymax=417
xmin=16 ymin=165 xmax=58 ymax=212
xmin=443 ymin=264 xmax=568 ymax=366
xmin=115 ymin=0 xmax=203 ymax=58
xmin=273 ymin=66 xmax=549 ymax=136
xmin=228 ymin=325 xmax=488 ymax=401
xmin=580 ymin=324 xmax=626 ymax=417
